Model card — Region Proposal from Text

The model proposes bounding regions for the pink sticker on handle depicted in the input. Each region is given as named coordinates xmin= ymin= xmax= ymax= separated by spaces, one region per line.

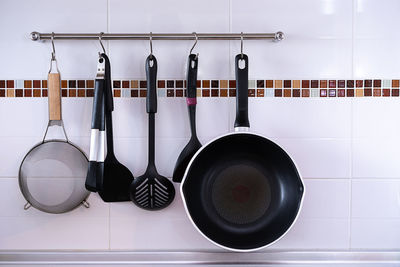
xmin=187 ymin=97 xmax=197 ymax=106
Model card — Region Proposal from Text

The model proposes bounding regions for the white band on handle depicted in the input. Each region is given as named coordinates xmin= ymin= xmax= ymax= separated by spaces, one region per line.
xmin=89 ymin=129 xmax=99 ymax=161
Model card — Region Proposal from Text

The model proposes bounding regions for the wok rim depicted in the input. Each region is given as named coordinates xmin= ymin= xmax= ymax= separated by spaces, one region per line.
xmin=180 ymin=130 xmax=306 ymax=252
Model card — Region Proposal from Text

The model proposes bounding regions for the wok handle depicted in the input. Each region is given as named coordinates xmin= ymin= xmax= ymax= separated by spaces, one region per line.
xmin=47 ymin=73 xmax=62 ymax=121
xmin=146 ymin=55 xmax=157 ymax=114
xmin=234 ymin=54 xmax=250 ymax=128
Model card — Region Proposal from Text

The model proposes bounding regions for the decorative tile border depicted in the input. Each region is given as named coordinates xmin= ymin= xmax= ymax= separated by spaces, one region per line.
xmin=0 ymin=79 xmax=399 ymax=98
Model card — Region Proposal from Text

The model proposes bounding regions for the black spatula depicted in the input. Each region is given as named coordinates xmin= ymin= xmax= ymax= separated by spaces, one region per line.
xmin=129 ymin=55 xmax=175 ymax=210
xmin=99 ymin=54 xmax=134 ymax=202
xmin=172 ymin=54 xmax=202 ymax=183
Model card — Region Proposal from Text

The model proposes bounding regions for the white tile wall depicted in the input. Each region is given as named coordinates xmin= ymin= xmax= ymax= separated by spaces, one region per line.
xmin=0 ymin=0 xmax=399 ymax=254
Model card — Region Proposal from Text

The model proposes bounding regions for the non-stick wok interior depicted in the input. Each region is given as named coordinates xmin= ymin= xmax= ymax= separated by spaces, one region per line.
xmin=182 ymin=133 xmax=304 ymax=250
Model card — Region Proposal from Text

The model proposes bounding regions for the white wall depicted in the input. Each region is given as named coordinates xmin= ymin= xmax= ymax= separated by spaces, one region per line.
xmin=0 ymin=0 xmax=400 ymax=252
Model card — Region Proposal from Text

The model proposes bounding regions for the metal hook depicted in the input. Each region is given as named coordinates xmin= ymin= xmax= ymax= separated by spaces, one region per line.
xmin=99 ymin=32 xmax=106 ymax=55
xmin=190 ymin=32 xmax=199 ymax=59
xmin=149 ymin=32 xmax=153 ymax=59
xmin=240 ymin=32 xmax=244 ymax=59
xmin=51 ymin=32 xmax=56 ymax=60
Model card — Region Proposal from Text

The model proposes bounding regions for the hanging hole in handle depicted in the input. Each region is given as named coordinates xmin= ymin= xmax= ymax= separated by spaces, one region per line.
xmin=24 ymin=202 xmax=31 ymax=210
xmin=191 ymin=59 xmax=196 ymax=69
xmin=82 ymin=200 xmax=90 ymax=208
xmin=148 ymin=59 xmax=154 ymax=67
xmin=238 ymin=59 xmax=246 ymax=69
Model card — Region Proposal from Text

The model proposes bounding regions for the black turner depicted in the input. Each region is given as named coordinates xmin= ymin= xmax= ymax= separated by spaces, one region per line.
xmin=129 ymin=55 xmax=175 ymax=210
xmin=172 ymin=54 xmax=202 ymax=182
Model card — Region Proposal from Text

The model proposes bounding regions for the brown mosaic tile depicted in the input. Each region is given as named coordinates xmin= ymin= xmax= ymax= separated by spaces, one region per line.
xmin=68 ymin=89 xmax=76 ymax=97
xmin=141 ymin=80 xmax=148 ymax=88
xmin=202 ymin=89 xmax=210 ymax=97
xmin=248 ymin=89 xmax=255 ymax=97
xmin=211 ymin=80 xmax=219 ymax=88
xmin=319 ymin=80 xmax=327 ymax=88
xmin=122 ymin=80 xmax=129 ymax=88
xmin=338 ymin=80 xmax=345 ymax=88
xmin=347 ymin=89 xmax=354 ymax=97
xmin=166 ymin=80 xmax=174 ymax=88
xmin=24 ymin=89 xmax=32 ymax=97
xmin=140 ymin=89 xmax=147 ymax=97
xmin=320 ymin=89 xmax=327 ymax=97
xmin=275 ymin=89 xmax=282 ymax=97
xmin=0 ymin=89 xmax=5 ymax=97
xmin=42 ymin=89 xmax=47 ymax=97
xmin=364 ymin=80 xmax=372 ymax=87
xmin=220 ymin=89 xmax=228 ymax=97
xmin=373 ymin=80 xmax=381 ymax=88
xmin=347 ymin=80 xmax=354 ymax=88
xmin=0 ymin=80 xmax=5 ymax=88
xmin=229 ymin=80 xmax=236 ymax=88
xmin=77 ymin=80 xmax=85 ymax=88
xmin=211 ymin=89 xmax=219 ymax=97
xmin=329 ymin=80 xmax=336 ymax=88
xmin=284 ymin=80 xmax=291 ymax=88
xmin=33 ymin=80 xmax=40 ymax=88
xmin=24 ymin=80 xmax=32 ymax=88
xmin=78 ymin=89 xmax=85 ymax=97
xmin=338 ymin=89 xmax=346 ymax=97
xmin=302 ymin=89 xmax=310 ymax=97
xmin=196 ymin=80 xmax=201 ymax=88
xmin=383 ymin=89 xmax=390 ymax=97
xmin=329 ymin=89 xmax=336 ymax=97
xmin=68 ymin=80 xmax=76 ymax=88
xmin=131 ymin=90 xmax=138 ymax=97
xmin=220 ymin=80 xmax=228 ymax=88
xmin=33 ymin=89 xmax=41 ymax=97
xmin=113 ymin=90 xmax=120 ymax=97
xmin=202 ymin=80 xmax=210 ymax=88
xmin=302 ymin=80 xmax=310 ymax=88
xmin=283 ymin=89 xmax=291 ymax=97
xmin=86 ymin=80 xmax=94 ymax=88
xmin=42 ymin=80 xmax=47 ymax=88
xmin=392 ymin=80 xmax=399 ymax=88
xmin=61 ymin=80 xmax=67 ymax=88
xmin=176 ymin=89 xmax=184 ymax=97
xmin=7 ymin=89 xmax=14 ymax=97
xmin=131 ymin=80 xmax=139 ymax=88
xmin=257 ymin=89 xmax=265 ymax=97
xmin=275 ymin=80 xmax=282 ymax=88
xmin=364 ymin=88 xmax=372 ymax=97
xmin=392 ymin=89 xmax=399 ymax=97
xmin=356 ymin=89 xmax=363 ymax=97
xmin=86 ymin=89 xmax=94 ymax=97
xmin=373 ymin=89 xmax=381 ymax=96
xmin=15 ymin=89 xmax=23 ymax=97
xmin=266 ymin=80 xmax=273 ymax=88
xmin=257 ymin=80 xmax=265 ymax=88
xmin=356 ymin=80 xmax=363 ymax=88
xmin=113 ymin=80 xmax=121 ymax=88
xmin=176 ymin=80 xmax=184 ymax=88
xmin=311 ymin=80 xmax=319 ymax=88
xmin=293 ymin=80 xmax=300 ymax=88
xmin=293 ymin=89 xmax=300 ymax=97
xmin=61 ymin=89 xmax=67 ymax=97
xmin=229 ymin=89 xmax=236 ymax=97
xmin=164 ymin=89 xmax=173 ymax=97
xmin=7 ymin=80 xmax=14 ymax=88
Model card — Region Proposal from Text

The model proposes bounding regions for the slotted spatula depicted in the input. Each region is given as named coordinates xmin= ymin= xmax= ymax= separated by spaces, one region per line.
xmin=99 ymin=53 xmax=134 ymax=202
xmin=172 ymin=54 xmax=202 ymax=182
xmin=129 ymin=55 xmax=175 ymax=210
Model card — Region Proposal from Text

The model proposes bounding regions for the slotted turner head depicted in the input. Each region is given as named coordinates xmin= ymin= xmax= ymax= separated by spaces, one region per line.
xmin=130 ymin=170 xmax=175 ymax=210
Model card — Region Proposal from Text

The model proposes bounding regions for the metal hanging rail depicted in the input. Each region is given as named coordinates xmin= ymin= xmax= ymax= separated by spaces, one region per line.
xmin=30 ymin=31 xmax=285 ymax=41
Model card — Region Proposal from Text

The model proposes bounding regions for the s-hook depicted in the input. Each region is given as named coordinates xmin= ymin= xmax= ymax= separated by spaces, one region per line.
xmin=99 ymin=32 xmax=106 ymax=56
xmin=190 ymin=32 xmax=199 ymax=59
xmin=48 ymin=32 xmax=59 ymax=73
xmin=149 ymin=32 xmax=153 ymax=59
xmin=240 ymin=32 xmax=244 ymax=59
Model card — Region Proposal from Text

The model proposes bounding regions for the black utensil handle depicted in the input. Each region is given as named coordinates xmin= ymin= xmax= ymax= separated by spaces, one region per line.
xmin=101 ymin=53 xmax=114 ymax=112
xmin=147 ymin=113 xmax=156 ymax=170
xmin=187 ymin=54 xmax=198 ymax=99
xmin=96 ymin=82 xmax=106 ymax=191
xmin=146 ymin=55 xmax=158 ymax=114
xmin=91 ymin=79 xmax=105 ymax=129
xmin=234 ymin=54 xmax=250 ymax=128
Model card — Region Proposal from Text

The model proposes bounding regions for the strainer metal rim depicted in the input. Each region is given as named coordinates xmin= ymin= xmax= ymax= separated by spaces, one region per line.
xmin=18 ymin=139 xmax=90 ymax=214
